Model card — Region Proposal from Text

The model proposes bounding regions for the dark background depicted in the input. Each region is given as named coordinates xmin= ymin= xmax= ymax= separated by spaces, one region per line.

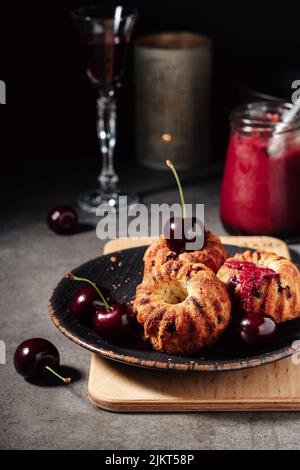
xmin=0 ymin=0 xmax=300 ymax=198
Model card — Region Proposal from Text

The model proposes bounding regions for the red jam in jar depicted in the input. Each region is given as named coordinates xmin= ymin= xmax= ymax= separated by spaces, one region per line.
xmin=220 ymin=102 xmax=300 ymax=237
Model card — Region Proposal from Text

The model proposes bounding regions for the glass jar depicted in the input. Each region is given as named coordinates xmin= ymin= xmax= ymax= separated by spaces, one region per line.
xmin=220 ymin=101 xmax=300 ymax=238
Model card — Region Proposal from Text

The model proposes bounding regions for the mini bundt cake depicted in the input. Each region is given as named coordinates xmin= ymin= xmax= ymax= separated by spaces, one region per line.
xmin=217 ymin=250 xmax=300 ymax=323
xmin=133 ymin=262 xmax=231 ymax=355
xmin=143 ymin=230 xmax=227 ymax=279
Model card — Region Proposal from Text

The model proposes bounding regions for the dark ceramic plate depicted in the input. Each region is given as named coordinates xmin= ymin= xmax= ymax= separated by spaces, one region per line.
xmin=49 ymin=245 xmax=300 ymax=372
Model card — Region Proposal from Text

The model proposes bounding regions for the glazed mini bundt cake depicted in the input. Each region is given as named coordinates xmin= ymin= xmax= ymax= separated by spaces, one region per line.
xmin=133 ymin=262 xmax=231 ymax=355
xmin=217 ymin=250 xmax=300 ymax=323
xmin=143 ymin=230 xmax=227 ymax=279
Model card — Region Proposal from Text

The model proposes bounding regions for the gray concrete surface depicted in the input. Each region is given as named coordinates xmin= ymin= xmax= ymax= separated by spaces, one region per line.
xmin=1 ymin=176 xmax=300 ymax=450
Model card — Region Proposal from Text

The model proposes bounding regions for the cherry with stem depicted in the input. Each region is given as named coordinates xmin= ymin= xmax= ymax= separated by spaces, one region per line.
xmin=44 ymin=366 xmax=71 ymax=383
xmin=66 ymin=273 xmax=130 ymax=340
xmin=164 ymin=160 xmax=199 ymax=252
xmin=14 ymin=338 xmax=71 ymax=384
xmin=65 ymin=272 xmax=110 ymax=311
xmin=166 ymin=159 xmax=186 ymax=219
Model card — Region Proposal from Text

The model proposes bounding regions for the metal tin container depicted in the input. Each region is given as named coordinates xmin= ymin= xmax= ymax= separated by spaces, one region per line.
xmin=134 ymin=32 xmax=212 ymax=170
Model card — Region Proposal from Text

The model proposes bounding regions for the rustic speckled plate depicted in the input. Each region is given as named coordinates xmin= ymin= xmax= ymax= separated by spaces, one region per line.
xmin=48 ymin=245 xmax=300 ymax=372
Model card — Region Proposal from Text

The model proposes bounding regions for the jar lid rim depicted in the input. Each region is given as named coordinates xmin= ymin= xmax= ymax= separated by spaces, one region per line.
xmin=230 ymin=101 xmax=300 ymax=134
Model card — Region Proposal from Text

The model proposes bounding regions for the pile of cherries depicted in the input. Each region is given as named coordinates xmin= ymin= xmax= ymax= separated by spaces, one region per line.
xmin=66 ymin=272 xmax=132 ymax=341
xmin=226 ymin=260 xmax=278 ymax=348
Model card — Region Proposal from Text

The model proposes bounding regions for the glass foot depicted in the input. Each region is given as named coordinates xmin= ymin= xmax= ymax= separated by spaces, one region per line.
xmin=77 ymin=189 xmax=139 ymax=213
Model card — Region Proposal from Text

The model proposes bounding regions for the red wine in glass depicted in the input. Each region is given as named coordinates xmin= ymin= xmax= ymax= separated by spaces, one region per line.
xmin=83 ymin=35 xmax=130 ymax=90
xmin=71 ymin=5 xmax=138 ymax=213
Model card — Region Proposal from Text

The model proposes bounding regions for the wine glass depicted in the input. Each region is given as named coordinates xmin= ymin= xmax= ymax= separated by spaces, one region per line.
xmin=71 ymin=5 xmax=138 ymax=213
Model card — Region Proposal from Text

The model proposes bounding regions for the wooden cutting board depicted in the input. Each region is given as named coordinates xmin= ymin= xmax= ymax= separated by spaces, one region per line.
xmin=88 ymin=236 xmax=300 ymax=412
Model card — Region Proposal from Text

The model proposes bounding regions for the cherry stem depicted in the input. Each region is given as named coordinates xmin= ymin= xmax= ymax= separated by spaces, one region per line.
xmin=166 ymin=160 xmax=186 ymax=218
xmin=45 ymin=366 xmax=71 ymax=384
xmin=65 ymin=272 xmax=110 ymax=311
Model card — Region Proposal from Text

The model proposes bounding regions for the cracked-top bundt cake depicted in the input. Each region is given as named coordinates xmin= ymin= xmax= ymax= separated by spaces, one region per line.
xmin=217 ymin=250 xmax=300 ymax=323
xmin=143 ymin=230 xmax=227 ymax=279
xmin=133 ymin=261 xmax=231 ymax=355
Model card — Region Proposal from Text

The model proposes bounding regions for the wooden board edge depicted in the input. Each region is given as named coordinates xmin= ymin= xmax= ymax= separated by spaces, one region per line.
xmin=87 ymin=391 xmax=300 ymax=413
xmin=104 ymin=235 xmax=290 ymax=258
xmin=88 ymin=356 xmax=300 ymax=413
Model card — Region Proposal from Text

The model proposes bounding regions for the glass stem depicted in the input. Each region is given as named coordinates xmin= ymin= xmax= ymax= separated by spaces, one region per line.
xmin=97 ymin=93 xmax=119 ymax=195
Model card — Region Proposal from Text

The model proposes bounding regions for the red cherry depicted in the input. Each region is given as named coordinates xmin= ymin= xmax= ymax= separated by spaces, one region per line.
xmin=66 ymin=272 xmax=116 ymax=324
xmin=66 ymin=273 xmax=131 ymax=340
xmin=163 ymin=216 xmax=201 ymax=252
xmin=164 ymin=161 xmax=204 ymax=252
xmin=70 ymin=284 xmax=115 ymax=324
xmin=92 ymin=304 xmax=130 ymax=340
xmin=238 ymin=313 xmax=277 ymax=347
xmin=163 ymin=217 xmax=183 ymax=252
xmin=13 ymin=338 xmax=71 ymax=383
xmin=47 ymin=206 xmax=78 ymax=234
